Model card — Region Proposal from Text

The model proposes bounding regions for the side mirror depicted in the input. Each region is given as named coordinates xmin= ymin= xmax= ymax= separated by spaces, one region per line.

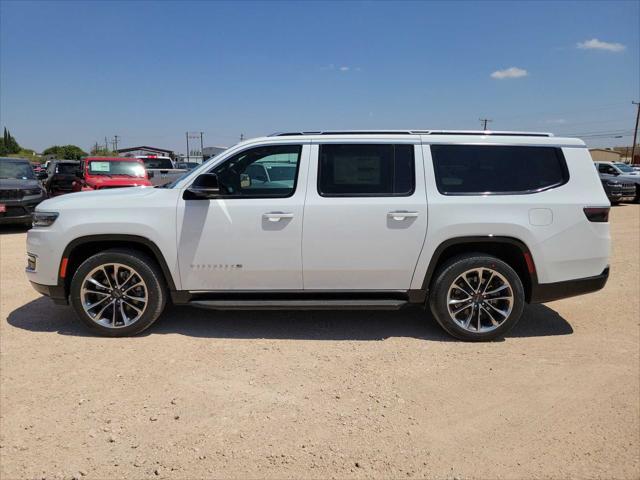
xmin=240 ymin=173 xmax=251 ymax=188
xmin=184 ymin=173 xmax=220 ymax=199
xmin=76 ymin=168 xmax=84 ymax=178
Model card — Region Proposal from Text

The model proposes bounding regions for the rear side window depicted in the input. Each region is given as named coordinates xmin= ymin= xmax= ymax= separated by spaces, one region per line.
xmin=431 ymin=145 xmax=569 ymax=195
xmin=318 ymin=144 xmax=415 ymax=197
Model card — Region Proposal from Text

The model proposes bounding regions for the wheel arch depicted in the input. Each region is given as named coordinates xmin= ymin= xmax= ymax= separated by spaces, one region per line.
xmin=60 ymin=234 xmax=177 ymax=297
xmin=422 ymin=236 xmax=538 ymax=302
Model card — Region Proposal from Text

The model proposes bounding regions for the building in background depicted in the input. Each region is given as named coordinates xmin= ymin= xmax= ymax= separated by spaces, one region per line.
xmin=117 ymin=146 xmax=175 ymax=159
xmin=203 ymin=146 xmax=227 ymax=160
xmin=588 ymin=148 xmax=621 ymax=162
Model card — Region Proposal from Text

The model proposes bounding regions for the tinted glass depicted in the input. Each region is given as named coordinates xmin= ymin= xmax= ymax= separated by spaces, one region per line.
xmin=211 ymin=145 xmax=302 ymax=197
xmin=143 ymin=158 xmax=173 ymax=169
xmin=598 ymin=164 xmax=616 ymax=175
xmin=318 ymin=144 xmax=415 ymax=196
xmin=55 ymin=163 xmax=78 ymax=175
xmin=431 ymin=145 xmax=568 ymax=195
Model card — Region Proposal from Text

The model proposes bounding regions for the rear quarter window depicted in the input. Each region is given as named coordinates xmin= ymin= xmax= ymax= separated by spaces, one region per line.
xmin=430 ymin=145 xmax=569 ymax=195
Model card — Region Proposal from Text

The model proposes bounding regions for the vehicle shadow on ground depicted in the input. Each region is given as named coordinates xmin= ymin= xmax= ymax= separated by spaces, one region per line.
xmin=7 ymin=297 xmax=573 ymax=341
xmin=0 ymin=225 xmax=31 ymax=235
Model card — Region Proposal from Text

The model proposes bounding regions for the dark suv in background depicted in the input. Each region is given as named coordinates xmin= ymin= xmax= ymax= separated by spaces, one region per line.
xmin=0 ymin=157 xmax=46 ymax=226
xmin=44 ymin=160 xmax=82 ymax=196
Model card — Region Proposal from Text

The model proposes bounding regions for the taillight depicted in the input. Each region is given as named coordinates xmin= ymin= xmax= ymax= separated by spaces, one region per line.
xmin=583 ymin=207 xmax=610 ymax=222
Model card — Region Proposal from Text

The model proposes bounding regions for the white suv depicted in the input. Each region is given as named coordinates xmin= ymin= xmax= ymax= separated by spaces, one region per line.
xmin=26 ymin=131 xmax=611 ymax=341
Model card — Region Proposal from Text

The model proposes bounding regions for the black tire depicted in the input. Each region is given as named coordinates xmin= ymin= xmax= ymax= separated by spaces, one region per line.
xmin=70 ymin=249 xmax=166 ymax=337
xmin=634 ymin=185 xmax=640 ymax=204
xmin=429 ymin=254 xmax=525 ymax=341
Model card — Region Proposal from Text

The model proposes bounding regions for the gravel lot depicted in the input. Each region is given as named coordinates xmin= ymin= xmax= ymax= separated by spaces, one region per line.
xmin=1 ymin=205 xmax=638 ymax=480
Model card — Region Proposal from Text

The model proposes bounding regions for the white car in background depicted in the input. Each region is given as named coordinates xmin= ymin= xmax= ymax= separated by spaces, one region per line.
xmin=135 ymin=155 xmax=188 ymax=186
xmin=26 ymin=130 xmax=610 ymax=341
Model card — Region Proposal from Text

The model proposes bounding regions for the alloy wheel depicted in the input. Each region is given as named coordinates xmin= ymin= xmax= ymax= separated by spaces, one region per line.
xmin=446 ymin=267 xmax=514 ymax=333
xmin=80 ymin=263 xmax=148 ymax=328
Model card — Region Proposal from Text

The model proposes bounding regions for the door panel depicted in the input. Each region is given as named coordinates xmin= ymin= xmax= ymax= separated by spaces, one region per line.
xmin=302 ymin=143 xmax=428 ymax=290
xmin=176 ymin=144 xmax=309 ymax=291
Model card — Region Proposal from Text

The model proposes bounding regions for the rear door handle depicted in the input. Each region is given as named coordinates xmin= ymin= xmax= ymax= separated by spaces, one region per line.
xmin=263 ymin=212 xmax=294 ymax=222
xmin=387 ymin=211 xmax=419 ymax=220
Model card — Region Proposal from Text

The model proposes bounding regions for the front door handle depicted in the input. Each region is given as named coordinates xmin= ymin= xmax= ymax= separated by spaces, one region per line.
xmin=387 ymin=211 xmax=419 ymax=220
xmin=263 ymin=212 xmax=294 ymax=222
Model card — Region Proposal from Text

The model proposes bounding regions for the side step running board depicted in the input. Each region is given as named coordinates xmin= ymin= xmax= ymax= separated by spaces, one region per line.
xmin=191 ymin=299 xmax=409 ymax=311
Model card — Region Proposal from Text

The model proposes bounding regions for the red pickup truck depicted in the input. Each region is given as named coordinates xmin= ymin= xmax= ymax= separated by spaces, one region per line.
xmin=80 ymin=157 xmax=152 ymax=190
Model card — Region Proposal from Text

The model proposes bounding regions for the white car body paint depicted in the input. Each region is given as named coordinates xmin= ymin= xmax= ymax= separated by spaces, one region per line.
xmin=26 ymin=132 xmax=610 ymax=299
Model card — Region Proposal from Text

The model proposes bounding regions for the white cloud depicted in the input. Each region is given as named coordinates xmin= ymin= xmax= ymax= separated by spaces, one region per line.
xmin=545 ymin=118 xmax=567 ymax=125
xmin=577 ymin=38 xmax=625 ymax=52
xmin=490 ymin=67 xmax=528 ymax=80
xmin=339 ymin=66 xmax=350 ymax=71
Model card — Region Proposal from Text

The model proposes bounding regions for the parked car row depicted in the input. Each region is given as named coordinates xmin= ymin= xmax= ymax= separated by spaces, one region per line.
xmin=3 ymin=153 xmax=638 ymax=229
xmin=596 ymin=161 xmax=640 ymax=205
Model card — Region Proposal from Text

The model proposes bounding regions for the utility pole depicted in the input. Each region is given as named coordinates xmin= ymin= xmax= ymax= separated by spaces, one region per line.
xmin=94 ymin=142 xmax=99 ymax=154
xmin=185 ymin=132 xmax=189 ymax=162
xmin=240 ymin=133 xmax=244 ymax=142
xmin=200 ymin=132 xmax=204 ymax=163
xmin=479 ymin=118 xmax=492 ymax=130
xmin=631 ymin=101 xmax=640 ymax=166
xmin=113 ymin=135 xmax=119 ymax=152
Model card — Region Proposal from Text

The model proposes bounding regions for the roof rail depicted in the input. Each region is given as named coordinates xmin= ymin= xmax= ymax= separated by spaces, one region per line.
xmin=268 ymin=130 xmax=554 ymax=137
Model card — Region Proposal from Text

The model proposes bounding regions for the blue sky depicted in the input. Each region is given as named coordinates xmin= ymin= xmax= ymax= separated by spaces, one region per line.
xmin=1 ymin=0 xmax=638 ymax=153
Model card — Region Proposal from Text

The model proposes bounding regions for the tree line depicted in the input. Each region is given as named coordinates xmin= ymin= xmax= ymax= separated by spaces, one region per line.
xmin=1 ymin=127 xmax=117 ymax=161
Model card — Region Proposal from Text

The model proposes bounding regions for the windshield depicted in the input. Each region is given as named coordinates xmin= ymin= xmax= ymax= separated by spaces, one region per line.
xmin=88 ymin=160 xmax=146 ymax=177
xmin=0 ymin=161 xmax=35 ymax=180
xmin=614 ymin=163 xmax=635 ymax=173
xmin=142 ymin=158 xmax=173 ymax=169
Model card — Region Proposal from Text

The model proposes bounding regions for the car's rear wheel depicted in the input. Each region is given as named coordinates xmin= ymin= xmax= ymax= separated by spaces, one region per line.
xmin=429 ymin=254 xmax=525 ymax=341
xmin=70 ymin=249 xmax=166 ymax=337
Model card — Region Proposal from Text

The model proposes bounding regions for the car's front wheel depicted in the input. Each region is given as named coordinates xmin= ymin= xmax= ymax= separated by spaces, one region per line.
xmin=69 ymin=249 xmax=166 ymax=337
xmin=429 ymin=254 xmax=525 ymax=341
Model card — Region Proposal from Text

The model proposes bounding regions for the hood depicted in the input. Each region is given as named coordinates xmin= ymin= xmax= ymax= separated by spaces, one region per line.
xmin=0 ymin=178 xmax=40 ymax=189
xmin=617 ymin=173 xmax=640 ymax=183
xmin=37 ymin=185 xmax=161 ymax=210
xmin=85 ymin=175 xmax=152 ymax=188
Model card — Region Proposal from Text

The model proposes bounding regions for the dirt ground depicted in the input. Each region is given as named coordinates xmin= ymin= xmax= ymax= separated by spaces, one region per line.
xmin=1 ymin=206 xmax=638 ymax=480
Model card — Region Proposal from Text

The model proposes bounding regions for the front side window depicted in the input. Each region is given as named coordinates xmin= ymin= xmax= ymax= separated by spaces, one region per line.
xmin=318 ymin=144 xmax=415 ymax=197
xmin=598 ymin=164 xmax=617 ymax=175
xmin=210 ymin=144 xmax=302 ymax=198
xmin=431 ymin=145 xmax=569 ymax=195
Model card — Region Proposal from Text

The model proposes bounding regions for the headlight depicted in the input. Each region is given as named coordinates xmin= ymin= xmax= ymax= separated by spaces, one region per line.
xmin=24 ymin=187 xmax=43 ymax=196
xmin=32 ymin=211 xmax=59 ymax=227
xmin=606 ymin=181 xmax=620 ymax=186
